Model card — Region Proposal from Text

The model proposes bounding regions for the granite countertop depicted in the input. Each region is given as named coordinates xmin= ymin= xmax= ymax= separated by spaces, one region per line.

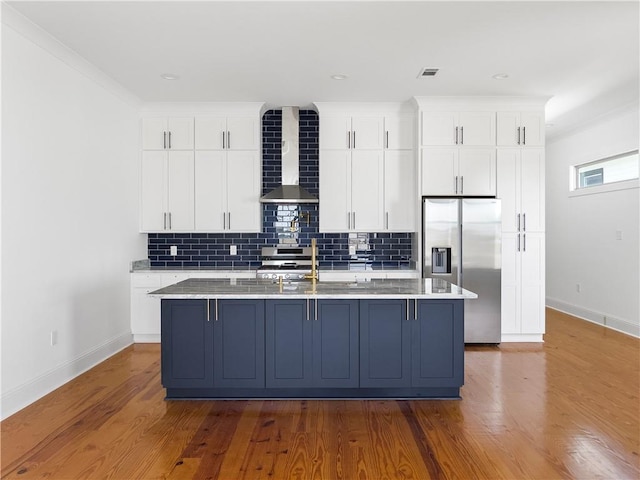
xmin=149 ymin=278 xmax=477 ymax=300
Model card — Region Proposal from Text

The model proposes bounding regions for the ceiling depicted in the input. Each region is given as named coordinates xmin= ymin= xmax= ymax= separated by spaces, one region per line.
xmin=5 ymin=1 xmax=639 ymax=139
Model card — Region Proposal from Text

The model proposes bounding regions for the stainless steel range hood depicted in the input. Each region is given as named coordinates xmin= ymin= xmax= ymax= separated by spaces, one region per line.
xmin=260 ymin=106 xmax=318 ymax=204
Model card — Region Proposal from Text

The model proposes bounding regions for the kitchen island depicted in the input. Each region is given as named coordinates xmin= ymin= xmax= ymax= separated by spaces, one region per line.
xmin=150 ymin=278 xmax=477 ymax=399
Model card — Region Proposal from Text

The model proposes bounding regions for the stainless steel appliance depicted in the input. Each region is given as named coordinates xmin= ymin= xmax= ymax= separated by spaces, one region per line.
xmin=423 ymin=198 xmax=501 ymax=343
xmin=256 ymin=245 xmax=318 ymax=281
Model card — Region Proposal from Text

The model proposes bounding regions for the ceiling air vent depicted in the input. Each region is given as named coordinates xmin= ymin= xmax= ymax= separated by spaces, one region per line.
xmin=418 ymin=68 xmax=439 ymax=78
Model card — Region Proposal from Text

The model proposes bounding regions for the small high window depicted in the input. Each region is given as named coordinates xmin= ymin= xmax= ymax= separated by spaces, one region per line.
xmin=573 ymin=150 xmax=639 ymax=191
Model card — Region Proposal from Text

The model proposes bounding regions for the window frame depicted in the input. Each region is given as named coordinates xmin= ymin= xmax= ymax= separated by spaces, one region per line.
xmin=569 ymin=149 xmax=639 ymax=197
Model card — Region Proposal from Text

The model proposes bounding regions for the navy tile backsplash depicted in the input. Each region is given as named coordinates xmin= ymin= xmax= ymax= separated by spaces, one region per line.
xmin=148 ymin=109 xmax=413 ymax=269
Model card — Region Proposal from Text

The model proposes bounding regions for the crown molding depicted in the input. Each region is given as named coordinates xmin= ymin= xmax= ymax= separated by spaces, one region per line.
xmin=2 ymin=3 xmax=141 ymax=108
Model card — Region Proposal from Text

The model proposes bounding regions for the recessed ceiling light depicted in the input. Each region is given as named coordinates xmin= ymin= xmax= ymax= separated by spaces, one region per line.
xmin=331 ymin=74 xmax=348 ymax=80
xmin=160 ymin=73 xmax=180 ymax=80
xmin=418 ymin=68 xmax=439 ymax=78
xmin=492 ymin=73 xmax=509 ymax=80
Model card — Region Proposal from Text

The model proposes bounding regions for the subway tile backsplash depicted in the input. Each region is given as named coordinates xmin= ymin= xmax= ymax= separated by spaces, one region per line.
xmin=148 ymin=109 xmax=413 ymax=269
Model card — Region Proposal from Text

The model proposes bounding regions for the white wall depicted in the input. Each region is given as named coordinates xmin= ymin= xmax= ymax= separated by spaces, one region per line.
xmin=1 ymin=9 xmax=146 ymax=418
xmin=546 ymin=104 xmax=639 ymax=336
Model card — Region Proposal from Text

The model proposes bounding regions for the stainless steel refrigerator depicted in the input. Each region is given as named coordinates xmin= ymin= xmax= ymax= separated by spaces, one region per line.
xmin=423 ymin=198 xmax=501 ymax=343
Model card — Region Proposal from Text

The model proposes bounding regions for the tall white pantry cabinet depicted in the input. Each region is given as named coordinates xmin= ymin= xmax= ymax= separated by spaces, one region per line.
xmin=415 ymin=97 xmax=547 ymax=342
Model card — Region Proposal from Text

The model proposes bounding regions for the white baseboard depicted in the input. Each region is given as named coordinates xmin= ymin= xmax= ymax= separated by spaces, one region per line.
xmin=546 ymin=298 xmax=640 ymax=338
xmin=501 ymin=333 xmax=544 ymax=343
xmin=133 ymin=334 xmax=160 ymax=343
xmin=1 ymin=332 xmax=133 ymax=420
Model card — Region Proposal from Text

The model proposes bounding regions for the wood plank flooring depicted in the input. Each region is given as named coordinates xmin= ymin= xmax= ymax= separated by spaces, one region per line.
xmin=2 ymin=308 xmax=638 ymax=479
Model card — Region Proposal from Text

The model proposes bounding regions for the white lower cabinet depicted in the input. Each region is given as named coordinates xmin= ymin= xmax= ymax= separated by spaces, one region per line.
xmin=501 ymin=232 xmax=545 ymax=341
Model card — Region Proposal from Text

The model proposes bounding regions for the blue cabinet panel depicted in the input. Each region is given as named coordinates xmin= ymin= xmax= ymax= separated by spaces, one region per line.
xmin=265 ymin=299 xmax=313 ymax=388
xmin=214 ymin=300 xmax=265 ymax=388
xmin=359 ymin=299 xmax=411 ymax=388
xmin=313 ymin=300 xmax=359 ymax=388
xmin=161 ymin=299 xmax=213 ymax=388
xmin=412 ymin=300 xmax=464 ymax=388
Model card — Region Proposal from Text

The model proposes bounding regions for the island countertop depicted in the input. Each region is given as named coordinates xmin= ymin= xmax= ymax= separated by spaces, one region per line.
xmin=149 ymin=277 xmax=478 ymax=300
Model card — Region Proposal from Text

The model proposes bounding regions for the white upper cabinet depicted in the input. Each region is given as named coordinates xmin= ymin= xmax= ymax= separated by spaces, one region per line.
xmin=384 ymin=114 xmax=414 ymax=150
xmin=195 ymin=116 xmax=259 ymax=150
xmin=142 ymin=117 xmax=194 ymax=150
xmin=497 ymin=111 xmax=544 ymax=146
xmin=384 ymin=150 xmax=415 ymax=231
xmin=320 ymin=115 xmax=384 ymax=150
xmin=140 ymin=150 xmax=194 ymax=232
xmin=421 ymin=111 xmax=495 ymax=146
xmin=316 ymin=103 xmax=416 ymax=233
xmin=421 ymin=148 xmax=496 ymax=196
xmin=194 ymin=150 xmax=260 ymax=232
xmin=140 ymin=103 xmax=263 ymax=233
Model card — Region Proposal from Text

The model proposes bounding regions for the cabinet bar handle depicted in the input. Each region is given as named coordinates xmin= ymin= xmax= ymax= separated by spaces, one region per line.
xmin=460 ymin=176 xmax=464 ymax=195
xmin=460 ymin=126 xmax=464 ymax=145
xmin=222 ymin=131 xmax=225 ymax=149
xmin=406 ymin=299 xmax=410 ymax=320
xmin=163 ymin=131 xmax=167 ymax=149
xmin=386 ymin=212 xmax=389 ymax=230
xmin=517 ymin=214 xmax=521 ymax=232
xmin=517 ymin=233 xmax=521 ymax=252
xmin=352 ymin=212 xmax=356 ymax=229
xmin=168 ymin=212 xmax=172 ymax=230
xmin=315 ymin=299 xmax=318 ymax=321
xmin=523 ymin=127 xmax=526 ymax=145
xmin=207 ymin=300 xmax=210 ymax=322
xmin=347 ymin=131 xmax=350 ymax=149
xmin=523 ymin=233 xmax=526 ymax=252
xmin=163 ymin=212 xmax=167 ymax=230
xmin=455 ymin=126 xmax=458 ymax=145
xmin=523 ymin=213 xmax=526 ymax=231
xmin=414 ymin=299 xmax=418 ymax=320
xmin=227 ymin=131 xmax=230 ymax=149
xmin=353 ymin=131 xmax=356 ymax=149
xmin=307 ymin=299 xmax=310 ymax=321
xmin=215 ymin=299 xmax=219 ymax=321
xmin=347 ymin=212 xmax=350 ymax=229
xmin=517 ymin=127 xmax=521 ymax=145
xmin=228 ymin=212 xmax=231 ymax=229
xmin=386 ymin=131 xmax=389 ymax=149
xmin=454 ymin=176 xmax=458 ymax=194
xmin=168 ymin=131 xmax=172 ymax=149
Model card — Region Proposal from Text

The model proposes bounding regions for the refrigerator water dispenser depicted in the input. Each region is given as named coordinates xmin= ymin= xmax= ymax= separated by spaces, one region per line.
xmin=432 ymin=247 xmax=451 ymax=274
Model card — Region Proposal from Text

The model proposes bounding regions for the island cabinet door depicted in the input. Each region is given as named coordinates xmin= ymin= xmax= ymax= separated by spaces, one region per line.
xmin=265 ymin=300 xmax=313 ymax=388
xmin=313 ymin=300 xmax=359 ymax=388
xmin=161 ymin=299 xmax=214 ymax=389
xmin=411 ymin=300 xmax=464 ymax=388
xmin=213 ymin=300 xmax=265 ymax=388
xmin=359 ymin=299 xmax=411 ymax=388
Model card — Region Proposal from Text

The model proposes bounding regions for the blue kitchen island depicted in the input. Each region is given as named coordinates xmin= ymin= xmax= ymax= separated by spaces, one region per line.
xmin=150 ymin=278 xmax=477 ymax=399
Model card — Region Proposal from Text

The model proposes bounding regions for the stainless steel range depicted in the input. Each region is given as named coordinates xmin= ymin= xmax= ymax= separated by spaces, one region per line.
xmin=256 ymin=245 xmax=318 ymax=281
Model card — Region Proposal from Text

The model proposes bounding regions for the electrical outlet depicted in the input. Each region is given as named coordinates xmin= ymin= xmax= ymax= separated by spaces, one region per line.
xmin=349 ymin=245 xmax=357 ymax=255
xmin=50 ymin=330 xmax=58 ymax=346
xmin=170 ymin=245 xmax=178 ymax=256
xmin=230 ymin=245 xmax=237 ymax=255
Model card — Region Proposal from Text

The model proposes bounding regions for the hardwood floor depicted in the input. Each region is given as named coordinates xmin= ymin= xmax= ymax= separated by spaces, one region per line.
xmin=2 ymin=308 xmax=638 ymax=479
